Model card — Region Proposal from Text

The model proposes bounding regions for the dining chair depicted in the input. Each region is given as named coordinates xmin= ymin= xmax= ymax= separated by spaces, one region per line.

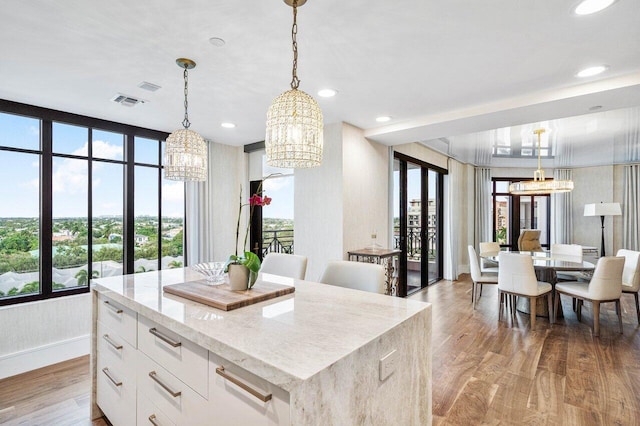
xmin=554 ymin=256 xmax=625 ymax=337
xmin=517 ymin=229 xmax=542 ymax=252
xmin=616 ymin=249 xmax=640 ymax=324
xmin=260 ymin=253 xmax=308 ymax=280
xmin=319 ymin=260 xmax=386 ymax=294
xmin=479 ymin=241 xmax=500 ymax=274
xmin=468 ymin=245 xmax=498 ymax=309
xmin=498 ymin=252 xmax=553 ymax=329
xmin=552 ymin=244 xmax=585 ymax=282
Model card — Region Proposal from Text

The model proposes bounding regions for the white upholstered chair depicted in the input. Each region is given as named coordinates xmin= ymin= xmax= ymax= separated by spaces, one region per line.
xmin=479 ymin=241 xmax=500 ymax=274
xmin=498 ymin=252 xmax=553 ymax=329
xmin=260 ymin=253 xmax=308 ymax=280
xmin=617 ymin=249 xmax=640 ymax=324
xmin=555 ymin=256 xmax=625 ymax=337
xmin=319 ymin=261 xmax=386 ymax=294
xmin=468 ymin=245 xmax=498 ymax=309
xmin=552 ymin=244 xmax=585 ymax=282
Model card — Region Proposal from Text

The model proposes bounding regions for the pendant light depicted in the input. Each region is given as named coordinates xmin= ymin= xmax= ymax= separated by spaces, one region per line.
xmin=509 ymin=129 xmax=574 ymax=195
xmin=265 ymin=0 xmax=323 ymax=168
xmin=164 ymin=58 xmax=208 ymax=182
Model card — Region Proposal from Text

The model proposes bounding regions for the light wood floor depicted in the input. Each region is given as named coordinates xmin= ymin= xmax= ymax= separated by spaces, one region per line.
xmin=1 ymin=275 xmax=639 ymax=425
xmin=408 ymin=275 xmax=640 ymax=425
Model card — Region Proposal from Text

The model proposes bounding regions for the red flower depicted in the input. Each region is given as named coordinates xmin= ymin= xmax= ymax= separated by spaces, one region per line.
xmin=262 ymin=196 xmax=272 ymax=206
xmin=249 ymin=194 xmax=263 ymax=206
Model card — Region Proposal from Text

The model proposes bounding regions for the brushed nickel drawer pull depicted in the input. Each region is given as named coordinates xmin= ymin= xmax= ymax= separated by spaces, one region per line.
xmin=148 ymin=414 xmax=160 ymax=426
xmin=149 ymin=327 xmax=181 ymax=347
xmin=148 ymin=371 xmax=181 ymax=398
xmin=216 ymin=366 xmax=272 ymax=402
xmin=103 ymin=300 xmax=123 ymax=314
xmin=102 ymin=334 xmax=123 ymax=350
xmin=102 ymin=367 xmax=122 ymax=387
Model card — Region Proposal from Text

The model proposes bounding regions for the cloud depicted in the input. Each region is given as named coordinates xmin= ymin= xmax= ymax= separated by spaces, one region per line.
xmin=162 ymin=181 xmax=184 ymax=203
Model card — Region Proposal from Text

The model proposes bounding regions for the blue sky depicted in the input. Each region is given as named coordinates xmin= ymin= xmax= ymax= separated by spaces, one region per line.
xmin=0 ymin=112 xmax=183 ymax=218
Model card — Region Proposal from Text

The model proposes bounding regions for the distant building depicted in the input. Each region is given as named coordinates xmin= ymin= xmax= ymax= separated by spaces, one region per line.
xmin=134 ymin=235 xmax=149 ymax=245
xmin=407 ymin=199 xmax=437 ymax=228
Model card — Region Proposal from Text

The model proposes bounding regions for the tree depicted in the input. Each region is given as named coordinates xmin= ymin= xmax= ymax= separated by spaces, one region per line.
xmin=74 ymin=269 xmax=99 ymax=286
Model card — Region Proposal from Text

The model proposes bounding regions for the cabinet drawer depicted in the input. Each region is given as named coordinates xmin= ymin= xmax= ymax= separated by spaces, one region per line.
xmin=209 ymin=352 xmax=290 ymax=425
xmin=97 ymin=321 xmax=136 ymax=379
xmin=97 ymin=347 xmax=136 ymax=426
xmin=97 ymin=294 xmax=137 ymax=347
xmin=138 ymin=393 xmax=176 ymax=426
xmin=136 ymin=351 xmax=209 ymax=426
xmin=138 ymin=315 xmax=208 ymax=398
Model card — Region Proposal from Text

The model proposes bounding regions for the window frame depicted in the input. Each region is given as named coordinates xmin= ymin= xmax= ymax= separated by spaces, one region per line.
xmin=0 ymin=99 xmax=178 ymax=306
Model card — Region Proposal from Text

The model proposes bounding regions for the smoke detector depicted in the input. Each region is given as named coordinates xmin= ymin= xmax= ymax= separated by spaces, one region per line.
xmin=111 ymin=93 xmax=145 ymax=107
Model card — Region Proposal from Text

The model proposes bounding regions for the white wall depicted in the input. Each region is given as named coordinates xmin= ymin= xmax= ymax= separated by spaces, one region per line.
xmin=0 ymin=294 xmax=90 ymax=379
xmin=342 ymin=123 xmax=389 ymax=253
xmin=394 ymin=143 xmax=448 ymax=170
xmin=295 ymin=123 xmax=345 ymax=280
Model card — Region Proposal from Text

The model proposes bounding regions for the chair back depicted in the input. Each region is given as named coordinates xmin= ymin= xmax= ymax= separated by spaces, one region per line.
xmin=616 ymin=249 xmax=640 ymax=292
xmin=260 ymin=253 xmax=308 ymax=280
xmin=498 ymin=252 xmax=539 ymax=295
xmin=518 ymin=230 xmax=542 ymax=252
xmin=319 ymin=260 xmax=386 ymax=294
xmin=551 ymin=244 xmax=583 ymax=261
xmin=479 ymin=242 xmax=500 ymax=256
xmin=587 ymin=256 xmax=625 ymax=300
xmin=468 ymin=245 xmax=482 ymax=281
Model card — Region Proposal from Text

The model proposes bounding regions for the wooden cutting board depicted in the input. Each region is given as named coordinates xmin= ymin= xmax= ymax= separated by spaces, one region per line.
xmin=163 ymin=280 xmax=295 ymax=311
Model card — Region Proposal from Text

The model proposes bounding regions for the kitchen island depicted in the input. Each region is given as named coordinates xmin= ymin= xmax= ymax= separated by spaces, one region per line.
xmin=91 ymin=268 xmax=432 ymax=425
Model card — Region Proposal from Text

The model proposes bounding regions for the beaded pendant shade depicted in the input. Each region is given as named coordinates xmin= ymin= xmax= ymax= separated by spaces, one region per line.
xmin=164 ymin=58 xmax=208 ymax=182
xmin=509 ymin=129 xmax=574 ymax=195
xmin=265 ymin=0 xmax=324 ymax=168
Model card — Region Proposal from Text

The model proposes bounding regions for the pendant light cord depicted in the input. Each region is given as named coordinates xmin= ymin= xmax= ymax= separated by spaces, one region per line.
xmin=182 ymin=67 xmax=191 ymax=129
xmin=290 ymin=0 xmax=300 ymax=89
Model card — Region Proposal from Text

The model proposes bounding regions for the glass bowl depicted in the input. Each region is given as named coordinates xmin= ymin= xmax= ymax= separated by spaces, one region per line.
xmin=191 ymin=262 xmax=226 ymax=284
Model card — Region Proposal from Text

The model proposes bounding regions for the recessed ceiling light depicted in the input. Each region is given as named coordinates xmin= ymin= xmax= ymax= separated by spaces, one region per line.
xmin=376 ymin=116 xmax=392 ymax=123
xmin=317 ymin=89 xmax=337 ymax=98
xmin=209 ymin=37 xmax=226 ymax=47
xmin=574 ymin=0 xmax=616 ymax=15
xmin=576 ymin=65 xmax=608 ymax=78
xmin=221 ymin=122 xmax=236 ymax=128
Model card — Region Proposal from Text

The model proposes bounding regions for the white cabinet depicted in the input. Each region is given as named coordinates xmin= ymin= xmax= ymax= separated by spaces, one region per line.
xmin=137 ymin=315 xmax=208 ymax=398
xmin=209 ymin=352 xmax=290 ymax=426
xmin=95 ymin=294 xmax=291 ymax=425
xmin=96 ymin=296 xmax=137 ymax=426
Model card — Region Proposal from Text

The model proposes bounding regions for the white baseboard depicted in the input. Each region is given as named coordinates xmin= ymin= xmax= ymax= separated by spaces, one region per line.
xmin=0 ymin=334 xmax=90 ymax=380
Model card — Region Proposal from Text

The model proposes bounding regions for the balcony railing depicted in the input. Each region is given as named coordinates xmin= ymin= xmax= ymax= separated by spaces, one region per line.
xmin=262 ymin=229 xmax=294 ymax=257
xmin=393 ymin=225 xmax=437 ymax=260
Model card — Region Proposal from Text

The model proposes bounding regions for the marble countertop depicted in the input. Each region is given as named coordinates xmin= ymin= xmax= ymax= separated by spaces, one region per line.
xmin=92 ymin=268 xmax=430 ymax=391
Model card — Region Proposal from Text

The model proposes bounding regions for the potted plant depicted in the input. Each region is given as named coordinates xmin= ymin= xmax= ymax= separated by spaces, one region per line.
xmin=225 ymin=186 xmax=273 ymax=290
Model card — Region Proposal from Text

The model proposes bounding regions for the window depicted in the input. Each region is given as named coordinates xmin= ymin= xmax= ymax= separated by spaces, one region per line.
xmin=491 ymin=178 xmax=551 ymax=250
xmin=0 ymin=100 xmax=183 ymax=305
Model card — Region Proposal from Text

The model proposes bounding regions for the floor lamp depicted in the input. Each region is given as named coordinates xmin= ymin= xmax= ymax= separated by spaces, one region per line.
xmin=584 ymin=202 xmax=621 ymax=257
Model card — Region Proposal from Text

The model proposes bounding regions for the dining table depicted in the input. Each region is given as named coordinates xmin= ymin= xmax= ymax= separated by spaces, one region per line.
xmin=480 ymin=250 xmax=595 ymax=318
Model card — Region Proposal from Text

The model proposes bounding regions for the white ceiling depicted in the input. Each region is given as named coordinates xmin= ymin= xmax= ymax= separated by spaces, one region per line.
xmin=1 ymin=0 xmax=639 ymax=147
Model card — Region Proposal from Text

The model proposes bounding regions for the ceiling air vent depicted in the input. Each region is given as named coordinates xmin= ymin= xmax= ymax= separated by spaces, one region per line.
xmin=138 ymin=81 xmax=161 ymax=92
xmin=111 ymin=93 xmax=145 ymax=107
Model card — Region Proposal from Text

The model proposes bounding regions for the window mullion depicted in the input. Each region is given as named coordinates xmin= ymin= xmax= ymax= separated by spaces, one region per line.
xmin=40 ymin=120 xmax=53 ymax=296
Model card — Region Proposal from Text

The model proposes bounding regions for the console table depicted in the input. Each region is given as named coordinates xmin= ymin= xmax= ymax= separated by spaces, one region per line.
xmin=347 ymin=247 xmax=401 ymax=296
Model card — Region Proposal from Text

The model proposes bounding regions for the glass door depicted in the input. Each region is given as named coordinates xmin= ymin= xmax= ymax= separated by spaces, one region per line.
xmin=393 ymin=153 xmax=443 ymax=296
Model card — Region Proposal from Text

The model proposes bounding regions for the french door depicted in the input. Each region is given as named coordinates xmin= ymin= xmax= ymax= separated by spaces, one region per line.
xmin=393 ymin=153 xmax=444 ymax=296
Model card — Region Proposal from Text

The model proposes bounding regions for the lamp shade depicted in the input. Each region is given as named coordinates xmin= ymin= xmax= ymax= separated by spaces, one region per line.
xmin=265 ymin=88 xmax=323 ymax=168
xmin=584 ymin=202 xmax=621 ymax=217
xmin=164 ymin=129 xmax=208 ymax=181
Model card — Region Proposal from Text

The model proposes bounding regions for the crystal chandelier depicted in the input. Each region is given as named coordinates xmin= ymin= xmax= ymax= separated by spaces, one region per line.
xmin=509 ymin=129 xmax=574 ymax=195
xmin=265 ymin=0 xmax=323 ymax=168
xmin=164 ymin=58 xmax=208 ymax=182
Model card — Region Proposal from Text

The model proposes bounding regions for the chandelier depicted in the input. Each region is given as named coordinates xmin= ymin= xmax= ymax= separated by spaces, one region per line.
xmin=265 ymin=0 xmax=323 ymax=168
xmin=509 ymin=129 xmax=574 ymax=195
xmin=164 ymin=58 xmax=208 ymax=182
